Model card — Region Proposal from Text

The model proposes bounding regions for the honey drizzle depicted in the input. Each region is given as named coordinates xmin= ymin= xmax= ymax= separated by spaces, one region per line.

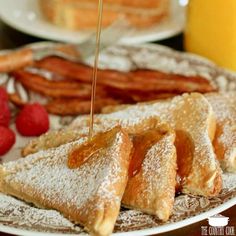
xmin=174 ymin=130 xmax=194 ymax=192
xmin=68 ymin=127 xmax=121 ymax=169
xmin=89 ymin=0 xmax=104 ymax=139
xmin=129 ymin=129 xmax=166 ymax=178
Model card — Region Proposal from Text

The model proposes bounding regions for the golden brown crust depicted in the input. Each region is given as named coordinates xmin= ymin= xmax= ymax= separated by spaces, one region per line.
xmin=70 ymin=93 xmax=222 ymax=197
xmin=21 ymin=115 xmax=162 ymax=157
xmin=39 ymin=0 xmax=169 ymax=29
xmin=21 ymin=93 xmax=223 ymax=197
xmin=122 ymin=124 xmax=176 ymax=221
xmin=21 ymin=129 xmax=86 ymax=157
xmin=0 ymin=127 xmax=133 ymax=236
xmin=206 ymin=92 xmax=236 ymax=172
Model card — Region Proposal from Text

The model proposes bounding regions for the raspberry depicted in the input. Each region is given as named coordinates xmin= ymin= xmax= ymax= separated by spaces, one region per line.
xmin=16 ymin=103 xmax=49 ymax=136
xmin=0 ymin=100 xmax=11 ymax=127
xmin=0 ymin=126 xmax=16 ymax=156
xmin=0 ymin=87 xmax=8 ymax=102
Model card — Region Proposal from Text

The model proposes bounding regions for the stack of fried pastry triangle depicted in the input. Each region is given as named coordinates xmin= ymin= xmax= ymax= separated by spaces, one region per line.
xmin=23 ymin=93 xmax=222 ymax=197
xmin=0 ymin=123 xmax=178 ymax=236
xmin=2 ymin=92 xmax=234 ymax=235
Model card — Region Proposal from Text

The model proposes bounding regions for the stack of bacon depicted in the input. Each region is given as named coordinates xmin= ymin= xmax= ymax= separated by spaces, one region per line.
xmin=9 ymin=56 xmax=216 ymax=116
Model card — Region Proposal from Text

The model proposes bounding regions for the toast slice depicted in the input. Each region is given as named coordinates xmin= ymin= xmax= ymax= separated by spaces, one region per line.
xmin=206 ymin=92 xmax=236 ymax=172
xmin=122 ymin=124 xmax=176 ymax=221
xmin=70 ymin=93 xmax=221 ymax=196
xmin=0 ymin=126 xmax=132 ymax=236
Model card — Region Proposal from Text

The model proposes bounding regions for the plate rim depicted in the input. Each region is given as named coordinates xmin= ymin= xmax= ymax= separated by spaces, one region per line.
xmin=0 ymin=0 xmax=185 ymax=44
xmin=0 ymin=197 xmax=235 ymax=236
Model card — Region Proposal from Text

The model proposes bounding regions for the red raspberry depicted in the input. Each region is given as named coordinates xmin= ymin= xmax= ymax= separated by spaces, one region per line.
xmin=0 ymin=126 xmax=16 ymax=156
xmin=0 ymin=87 xmax=8 ymax=102
xmin=0 ymin=100 xmax=11 ymax=127
xmin=16 ymin=103 xmax=49 ymax=136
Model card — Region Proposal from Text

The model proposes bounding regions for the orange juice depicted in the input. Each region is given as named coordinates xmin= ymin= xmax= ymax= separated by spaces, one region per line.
xmin=185 ymin=0 xmax=236 ymax=71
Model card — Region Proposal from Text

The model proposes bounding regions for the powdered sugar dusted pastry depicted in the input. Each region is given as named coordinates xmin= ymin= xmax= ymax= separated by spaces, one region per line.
xmin=0 ymin=127 xmax=132 ymax=236
xmin=22 ymin=116 xmax=162 ymax=157
xmin=22 ymin=93 xmax=222 ymax=196
xmin=21 ymin=128 xmax=86 ymax=157
xmin=206 ymin=92 xmax=236 ymax=172
xmin=122 ymin=124 xmax=176 ymax=221
xmin=70 ymin=93 xmax=222 ymax=196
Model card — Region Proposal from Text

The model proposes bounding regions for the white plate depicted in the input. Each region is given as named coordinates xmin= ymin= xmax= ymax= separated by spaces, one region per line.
xmin=0 ymin=43 xmax=236 ymax=236
xmin=0 ymin=196 xmax=236 ymax=236
xmin=0 ymin=0 xmax=186 ymax=44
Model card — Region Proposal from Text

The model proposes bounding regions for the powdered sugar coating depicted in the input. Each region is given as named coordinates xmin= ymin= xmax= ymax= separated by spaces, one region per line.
xmin=71 ymin=93 xmax=220 ymax=195
xmin=0 ymin=171 xmax=235 ymax=234
xmin=0 ymin=193 xmax=83 ymax=233
xmin=122 ymin=130 xmax=177 ymax=221
xmin=1 ymin=130 xmax=129 ymax=233
xmin=206 ymin=92 xmax=236 ymax=172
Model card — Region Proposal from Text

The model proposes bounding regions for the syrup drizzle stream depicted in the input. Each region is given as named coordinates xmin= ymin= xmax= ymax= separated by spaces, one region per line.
xmin=68 ymin=127 xmax=120 ymax=169
xmin=89 ymin=0 xmax=104 ymax=139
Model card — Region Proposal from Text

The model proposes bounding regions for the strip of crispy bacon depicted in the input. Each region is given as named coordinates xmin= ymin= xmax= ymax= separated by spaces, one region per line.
xmin=0 ymin=48 xmax=34 ymax=73
xmin=108 ymin=88 xmax=178 ymax=102
xmin=45 ymin=98 xmax=122 ymax=115
xmin=11 ymin=70 xmax=107 ymax=99
xmin=9 ymin=90 xmax=121 ymax=116
xmin=35 ymin=57 xmax=217 ymax=93
xmin=9 ymin=93 xmax=26 ymax=107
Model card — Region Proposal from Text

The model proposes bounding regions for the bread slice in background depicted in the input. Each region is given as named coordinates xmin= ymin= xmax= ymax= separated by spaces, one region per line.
xmin=39 ymin=0 xmax=169 ymax=30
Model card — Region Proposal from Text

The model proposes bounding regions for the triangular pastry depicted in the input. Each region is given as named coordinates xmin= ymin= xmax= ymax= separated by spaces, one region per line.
xmin=122 ymin=124 xmax=177 ymax=221
xmin=0 ymin=126 xmax=133 ymax=236
xmin=206 ymin=92 xmax=236 ymax=172
xmin=22 ymin=93 xmax=222 ymax=197
xmin=22 ymin=127 xmax=89 ymax=157
xmin=22 ymin=116 xmax=162 ymax=157
xmin=70 ymin=93 xmax=222 ymax=196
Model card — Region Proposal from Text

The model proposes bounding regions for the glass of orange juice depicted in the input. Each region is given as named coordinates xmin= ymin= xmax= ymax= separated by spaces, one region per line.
xmin=185 ymin=0 xmax=236 ymax=71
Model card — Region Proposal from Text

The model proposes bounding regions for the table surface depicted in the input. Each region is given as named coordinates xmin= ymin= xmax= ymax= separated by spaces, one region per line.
xmin=0 ymin=19 xmax=235 ymax=236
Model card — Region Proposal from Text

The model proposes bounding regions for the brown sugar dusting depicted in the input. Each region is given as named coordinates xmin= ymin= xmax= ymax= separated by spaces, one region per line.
xmin=129 ymin=128 xmax=168 ymax=178
xmin=68 ymin=126 xmax=121 ymax=169
xmin=175 ymin=130 xmax=194 ymax=191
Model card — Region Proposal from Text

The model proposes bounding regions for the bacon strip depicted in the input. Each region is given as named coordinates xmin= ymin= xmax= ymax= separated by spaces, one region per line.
xmin=9 ymin=93 xmax=26 ymax=107
xmin=0 ymin=48 xmax=34 ymax=73
xmin=11 ymin=70 xmax=107 ymax=99
xmin=9 ymin=90 xmax=121 ymax=115
xmin=35 ymin=57 xmax=217 ymax=93
xmin=45 ymin=98 xmax=122 ymax=115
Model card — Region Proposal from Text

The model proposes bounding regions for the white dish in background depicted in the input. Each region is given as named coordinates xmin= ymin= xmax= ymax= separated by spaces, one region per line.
xmin=0 ymin=0 xmax=186 ymax=44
